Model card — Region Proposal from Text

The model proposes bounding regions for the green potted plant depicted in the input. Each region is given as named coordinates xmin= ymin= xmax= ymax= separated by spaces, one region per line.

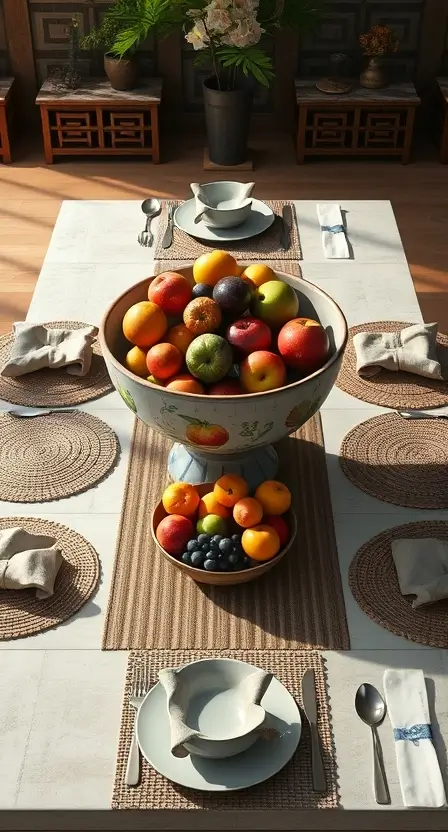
xmin=80 ymin=0 xmax=175 ymax=91
xmin=184 ymin=0 xmax=319 ymax=166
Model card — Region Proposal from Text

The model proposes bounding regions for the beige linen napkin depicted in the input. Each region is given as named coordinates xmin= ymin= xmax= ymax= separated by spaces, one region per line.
xmin=391 ymin=539 xmax=448 ymax=608
xmin=0 ymin=528 xmax=63 ymax=599
xmin=353 ymin=323 xmax=443 ymax=379
xmin=1 ymin=322 xmax=98 ymax=378
xmin=159 ymin=666 xmax=273 ymax=758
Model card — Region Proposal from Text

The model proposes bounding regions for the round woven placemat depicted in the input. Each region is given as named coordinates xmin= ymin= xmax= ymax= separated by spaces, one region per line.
xmin=336 ymin=321 xmax=448 ymax=408
xmin=0 ymin=516 xmax=100 ymax=641
xmin=0 ymin=411 xmax=119 ymax=503
xmin=0 ymin=321 xmax=113 ymax=406
xmin=349 ymin=521 xmax=448 ymax=648
xmin=340 ymin=412 xmax=448 ymax=509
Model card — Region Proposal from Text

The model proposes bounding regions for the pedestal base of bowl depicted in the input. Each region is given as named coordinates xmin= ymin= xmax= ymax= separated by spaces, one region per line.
xmin=168 ymin=443 xmax=279 ymax=490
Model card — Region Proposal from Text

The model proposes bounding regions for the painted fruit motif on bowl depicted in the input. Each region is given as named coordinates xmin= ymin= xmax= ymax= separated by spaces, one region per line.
xmin=100 ymin=253 xmax=347 ymax=484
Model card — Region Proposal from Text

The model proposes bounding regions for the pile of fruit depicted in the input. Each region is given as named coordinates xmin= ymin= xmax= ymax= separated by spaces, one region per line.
xmin=121 ymin=250 xmax=330 ymax=394
xmin=155 ymin=474 xmax=292 ymax=573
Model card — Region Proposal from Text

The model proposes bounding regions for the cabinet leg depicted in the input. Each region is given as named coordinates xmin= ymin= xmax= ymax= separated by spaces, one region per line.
xmin=40 ymin=106 xmax=54 ymax=163
xmin=440 ymin=110 xmax=448 ymax=163
xmin=296 ymin=104 xmax=307 ymax=164
xmin=151 ymin=105 xmax=160 ymax=164
xmin=0 ymin=106 xmax=11 ymax=163
xmin=401 ymin=106 xmax=415 ymax=164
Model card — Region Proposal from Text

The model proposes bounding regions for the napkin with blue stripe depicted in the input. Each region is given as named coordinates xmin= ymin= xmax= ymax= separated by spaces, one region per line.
xmin=384 ymin=669 xmax=446 ymax=807
xmin=317 ymin=204 xmax=349 ymax=259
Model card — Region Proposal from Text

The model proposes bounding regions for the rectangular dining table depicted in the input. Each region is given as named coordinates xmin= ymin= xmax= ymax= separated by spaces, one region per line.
xmin=0 ymin=200 xmax=447 ymax=831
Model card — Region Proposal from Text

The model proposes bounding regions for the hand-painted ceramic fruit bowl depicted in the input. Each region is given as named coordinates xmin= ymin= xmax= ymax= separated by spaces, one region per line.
xmin=151 ymin=483 xmax=297 ymax=586
xmin=99 ymin=265 xmax=348 ymax=488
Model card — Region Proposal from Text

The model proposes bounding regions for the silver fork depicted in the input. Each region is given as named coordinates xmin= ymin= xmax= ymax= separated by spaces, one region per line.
xmin=138 ymin=217 xmax=152 ymax=248
xmin=125 ymin=664 xmax=148 ymax=787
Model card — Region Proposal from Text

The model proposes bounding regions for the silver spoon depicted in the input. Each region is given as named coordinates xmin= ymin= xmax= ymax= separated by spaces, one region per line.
xmin=355 ymin=684 xmax=390 ymax=805
xmin=138 ymin=198 xmax=161 ymax=247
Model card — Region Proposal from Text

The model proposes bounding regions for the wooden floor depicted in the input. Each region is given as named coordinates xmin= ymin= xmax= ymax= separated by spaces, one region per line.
xmin=1 ymin=130 xmax=448 ymax=335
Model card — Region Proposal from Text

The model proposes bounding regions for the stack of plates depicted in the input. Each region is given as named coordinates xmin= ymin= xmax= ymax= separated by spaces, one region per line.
xmin=174 ymin=199 xmax=275 ymax=244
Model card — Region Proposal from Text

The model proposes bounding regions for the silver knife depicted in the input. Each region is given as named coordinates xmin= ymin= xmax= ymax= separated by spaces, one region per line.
xmin=161 ymin=205 xmax=175 ymax=249
xmin=397 ymin=409 xmax=448 ymax=420
xmin=302 ymin=669 xmax=326 ymax=792
xmin=280 ymin=204 xmax=293 ymax=251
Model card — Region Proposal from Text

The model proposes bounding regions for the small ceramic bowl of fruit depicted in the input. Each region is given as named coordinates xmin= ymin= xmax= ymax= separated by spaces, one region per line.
xmin=151 ymin=475 xmax=297 ymax=586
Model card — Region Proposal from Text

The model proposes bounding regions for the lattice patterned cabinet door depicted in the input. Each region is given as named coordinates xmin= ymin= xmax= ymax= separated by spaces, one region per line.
xmin=109 ymin=112 xmax=145 ymax=147
xmin=361 ymin=110 xmax=406 ymax=149
xmin=55 ymin=111 xmax=95 ymax=148
xmin=309 ymin=110 xmax=351 ymax=149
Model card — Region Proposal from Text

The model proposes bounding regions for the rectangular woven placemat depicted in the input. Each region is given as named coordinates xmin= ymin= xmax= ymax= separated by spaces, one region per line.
xmin=102 ymin=413 xmax=349 ymax=650
xmin=154 ymin=200 xmax=301 ymax=261
xmin=112 ymin=649 xmax=338 ymax=810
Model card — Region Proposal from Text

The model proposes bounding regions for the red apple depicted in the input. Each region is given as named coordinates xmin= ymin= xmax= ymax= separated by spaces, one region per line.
xmin=148 ymin=272 xmax=192 ymax=318
xmin=278 ymin=317 xmax=330 ymax=373
xmin=240 ymin=350 xmax=286 ymax=393
xmin=208 ymin=379 xmax=243 ymax=396
xmin=226 ymin=317 xmax=272 ymax=355
xmin=263 ymin=514 xmax=290 ymax=547
xmin=156 ymin=514 xmax=194 ymax=556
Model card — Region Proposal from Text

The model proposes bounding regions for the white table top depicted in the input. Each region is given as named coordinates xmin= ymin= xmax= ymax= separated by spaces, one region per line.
xmin=1 ymin=200 xmax=447 ymax=830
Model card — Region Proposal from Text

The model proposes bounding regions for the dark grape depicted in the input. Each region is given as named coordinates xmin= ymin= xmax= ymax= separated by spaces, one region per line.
xmin=219 ymin=558 xmax=229 ymax=571
xmin=243 ymin=556 xmax=252 ymax=567
xmin=219 ymin=537 xmax=233 ymax=554
xmin=187 ymin=539 xmax=198 ymax=553
xmin=204 ymin=558 xmax=219 ymax=571
xmin=228 ymin=552 xmax=240 ymax=566
xmin=197 ymin=533 xmax=210 ymax=546
xmin=192 ymin=283 xmax=214 ymax=300
xmin=181 ymin=552 xmax=191 ymax=564
xmin=231 ymin=534 xmax=240 ymax=543
xmin=191 ymin=550 xmax=205 ymax=568
xmin=201 ymin=542 xmax=210 ymax=552
xmin=211 ymin=535 xmax=223 ymax=546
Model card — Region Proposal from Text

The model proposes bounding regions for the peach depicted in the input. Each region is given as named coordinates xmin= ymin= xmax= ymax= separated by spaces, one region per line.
xmin=165 ymin=374 xmax=204 ymax=394
xmin=166 ymin=323 xmax=195 ymax=356
xmin=122 ymin=301 xmax=167 ymax=348
xmin=241 ymin=264 xmax=277 ymax=288
xmin=148 ymin=272 xmax=192 ymax=317
xmin=183 ymin=297 xmax=222 ymax=335
xmin=233 ymin=497 xmax=263 ymax=529
xmin=255 ymin=480 xmax=291 ymax=515
xmin=156 ymin=515 xmax=195 ymax=556
xmin=240 ymin=350 xmax=286 ymax=393
xmin=198 ymin=492 xmax=231 ymax=520
xmin=278 ymin=317 xmax=330 ymax=374
xmin=162 ymin=482 xmax=200 ymax=517
xmin=214 ymin=474 xmax=249 ymax=508
xmin=241 ymin=525 xmax=280 ymax=562
xmin=146 ymin=343 xmax=183 ymax=380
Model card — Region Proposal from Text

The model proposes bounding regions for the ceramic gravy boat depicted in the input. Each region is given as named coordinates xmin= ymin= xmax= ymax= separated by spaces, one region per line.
xmin=158 ymin=658 xmax=274 ymax=759
xmin=190 ymin=181 xmax=255 ymax=229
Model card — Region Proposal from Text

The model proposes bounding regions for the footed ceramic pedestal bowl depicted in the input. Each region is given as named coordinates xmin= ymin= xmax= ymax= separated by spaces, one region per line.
xmin=99 ymin=266 xmax=348 ymax=489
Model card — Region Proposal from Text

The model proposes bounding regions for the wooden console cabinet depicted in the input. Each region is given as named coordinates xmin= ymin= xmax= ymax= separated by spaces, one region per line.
xmin=0 ymin=78 xmax=15 ymax=163
xmin=295 ymin=80 xmax=420 ymax=164
xmin=36 ymin=78 xmax=162 ymax=164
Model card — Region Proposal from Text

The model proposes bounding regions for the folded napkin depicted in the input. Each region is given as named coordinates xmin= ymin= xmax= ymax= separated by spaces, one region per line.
xmin=353 ymin=322 xmax=443 ymax=379
xmin=1 ymin=322 xmax=98 ymax=378
xmin=384 ymin=669 xmax=446 ymax=807
xmin=391 ymin=539 xmax=448 ymax=608
xmin=0 ymin=527 xmax=63 ymax=599
xmin=317 ymin=204 xmax=350 ymax=259
xmin=159 ymin=666 xmax=272 ymax=758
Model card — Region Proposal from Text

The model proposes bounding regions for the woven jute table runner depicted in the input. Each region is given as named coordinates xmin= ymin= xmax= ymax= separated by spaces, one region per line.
xmin=0 ymin=516 xmax=100 ymax=641
xmin=102 ymin=413 xmax=349 ymax=650
xmin=336 ymin=321 xmax=448 ymax=409
xmin=154 ymin=200 xmax=301 ymax=262
xmin=0 ymin=411 xmax=120 ymax=503
xmin=340 ymin=412 xmax=448 ymax=509
xmin=112 ymin=649 xmax=338 ymax=810
xmin=349 ymin=521 xmax=448 ymax=648
xmin=0 ymin=321 xmax=113 ymax=407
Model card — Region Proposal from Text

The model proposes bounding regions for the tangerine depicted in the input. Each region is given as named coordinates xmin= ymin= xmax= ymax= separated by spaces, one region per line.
xmin=255 ymin=480 xmax=291 ymax=515
xmin=233 ymin=497 xmax=263 ymax=529
xmin=242 ymin=525 xmax=280 ymax=561
xmin=241 ymin=264 xmax=277 ymax=288
xmin=166 ymin=323 xmax=195 ymax=355
xmin=214 ymin=474 xmax=249 ymax=508
xmin=122 ymin=301 xmax=167 ymax=348
xmin=198 ymin=491 xmax=231 ymax=520
xmin=125 ymin=345 xmax=148 ymax=378
xmin=193 ymin=250 xmax=239 ymax=287
xmin=162 ymin=482 xmax=200 ymax=517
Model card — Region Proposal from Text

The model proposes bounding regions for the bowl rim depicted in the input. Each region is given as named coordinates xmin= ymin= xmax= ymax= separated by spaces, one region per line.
xmin=99 ymin=266 xmax=348 ymax=401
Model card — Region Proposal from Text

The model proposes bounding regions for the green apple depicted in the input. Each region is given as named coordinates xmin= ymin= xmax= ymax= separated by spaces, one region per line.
xmin=186 ymin=334 xmax=233 ymax=383
xmin=251 ymin=280 xmax=299 ymax=328
xmin=197 ymin=515 xmax=227 ymax=536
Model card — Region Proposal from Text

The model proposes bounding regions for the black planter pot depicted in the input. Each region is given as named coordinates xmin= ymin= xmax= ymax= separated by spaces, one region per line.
xmin=203 ymin=74 xmax=254 ymax=166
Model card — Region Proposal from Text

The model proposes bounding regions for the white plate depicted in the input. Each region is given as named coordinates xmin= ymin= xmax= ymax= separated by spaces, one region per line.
xmin=174 ymin=198 xmax=275 ymax=243
xmin=136 ymin=659 xmax=301 ymax=792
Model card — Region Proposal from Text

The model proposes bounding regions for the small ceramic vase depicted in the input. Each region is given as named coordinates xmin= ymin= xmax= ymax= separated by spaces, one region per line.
xmin=360 ymin=57 xmax=387 ymax=89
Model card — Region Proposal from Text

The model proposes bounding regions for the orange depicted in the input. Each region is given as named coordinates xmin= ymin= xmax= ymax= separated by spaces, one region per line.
xmin=242 ymin=525 xmax=280 ymax=562
xmin=198 ymin=491 xmax=231 ymax=520
xmin=165 ymin=374 xmax=204 ymax=394
xmin=241 ymin=264 xmax=277 ymax=288
xmin=214 ymin=474 xmax=249 ymax=508
xmin=125 ymin=345 xmax=148 ymax=378
xmin=122 ymin=301 xmax=167 ymax=348
xmin=162 ymin=482 xmax=200 ymax=517
xmin=146 ymin=342 xmax=183 ymax=380
xmin=254 ymin=480 xmax=291 ymax=515
xmin=166 ymin=323 xmax=195 ymax=356
xmin=193 ymin=250 xmax=239 ymax=287
xmin=233 ymin=497 xmax=263 ymax=529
